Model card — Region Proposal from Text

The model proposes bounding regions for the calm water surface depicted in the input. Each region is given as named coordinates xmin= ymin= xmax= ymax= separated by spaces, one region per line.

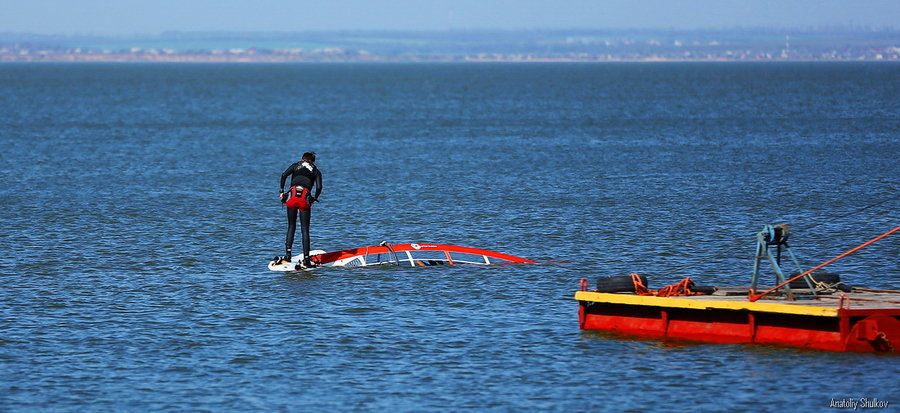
xmin=1 ymin=63 xmax=898 ymax=411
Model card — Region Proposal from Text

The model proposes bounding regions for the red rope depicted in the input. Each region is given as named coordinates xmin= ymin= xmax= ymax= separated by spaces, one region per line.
xmin=657 ymin=277 xmax=699 ymax=297
xmin=630 ymin=273 xmax=652 ymax=295
xmin=631 ymin=273 xmax=703 ymax=297
xmin=749 ymin=226 xmax=900 ymax=302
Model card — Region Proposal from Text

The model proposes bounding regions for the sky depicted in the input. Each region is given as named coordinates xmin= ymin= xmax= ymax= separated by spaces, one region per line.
xmin=1 ymin=0 xmax=897 ymax=35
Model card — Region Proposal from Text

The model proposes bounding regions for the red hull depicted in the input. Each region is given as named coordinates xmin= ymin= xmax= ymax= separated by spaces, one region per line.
xmin=578 ymin=300 xmax=900 ymax=353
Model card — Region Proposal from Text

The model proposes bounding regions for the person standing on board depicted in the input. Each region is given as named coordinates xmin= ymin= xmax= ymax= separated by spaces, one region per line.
xmin=278 ymin=151 xmax=323 ymax=268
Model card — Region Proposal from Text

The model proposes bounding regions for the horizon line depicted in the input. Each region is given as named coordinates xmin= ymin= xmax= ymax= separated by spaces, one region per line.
xmin=3 ymin=24 xmax=898 ymax=38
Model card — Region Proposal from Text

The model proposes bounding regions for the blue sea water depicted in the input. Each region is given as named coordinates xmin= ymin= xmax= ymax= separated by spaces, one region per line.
xmin=1 ymin=62 xmax=898 ymax=412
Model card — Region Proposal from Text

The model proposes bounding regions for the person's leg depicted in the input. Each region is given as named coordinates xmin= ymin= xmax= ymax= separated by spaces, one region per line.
xmin=299 ymin=208 xmax=312 ymax=266
xmin=285 ymin=207 xmax=298 ymax=261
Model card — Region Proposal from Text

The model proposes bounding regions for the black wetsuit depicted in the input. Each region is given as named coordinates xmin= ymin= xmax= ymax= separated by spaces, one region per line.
xmin=280 ymin=162 xmax=323 ymax=261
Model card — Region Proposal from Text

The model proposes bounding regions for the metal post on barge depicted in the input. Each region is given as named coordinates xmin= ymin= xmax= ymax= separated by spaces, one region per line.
xmin=750 ymin=224 xmax=814 ymax=300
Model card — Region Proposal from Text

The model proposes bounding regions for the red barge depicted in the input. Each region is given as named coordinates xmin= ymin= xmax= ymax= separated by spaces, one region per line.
xmin=576 ymin=225 xmax=900 ymax=353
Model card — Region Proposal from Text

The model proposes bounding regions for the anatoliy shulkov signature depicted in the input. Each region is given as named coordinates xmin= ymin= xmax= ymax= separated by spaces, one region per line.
xmin=830 ymin=398 xmax=890 ymax=410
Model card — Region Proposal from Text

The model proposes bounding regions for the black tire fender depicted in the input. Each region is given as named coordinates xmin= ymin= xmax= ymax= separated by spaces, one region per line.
xmin=596 ymin=275 xmax=648 ymax=293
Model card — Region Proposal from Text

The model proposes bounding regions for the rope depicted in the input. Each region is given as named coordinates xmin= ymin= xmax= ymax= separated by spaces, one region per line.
xmin=659 ymin=195 xmax=899 ymax=278
xmin=817 ymin=295 xmax=900 ymax=305
xmin=630 ymin=273 xmax=652 ymax=296
xmin=630 ymin=273 xmax=704 ymax=297
xmin=802 ymin=194 xmax=900 ymax=233
xmin=749 ymin=226 xmax=900 ymax=302
xmin=805 ymin=274 xmax=846 ymax=293
xmin=657 ymin=277 xmax=702 ymax=297
xmin=854 ymin=288 xmax=900 ymax=294
xmin=811 ymin=281 xmax=840 ymax=293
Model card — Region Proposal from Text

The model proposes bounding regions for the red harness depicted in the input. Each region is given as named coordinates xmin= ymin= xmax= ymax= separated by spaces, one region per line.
xmin=286 ymin=186 xmax=311 ymax=211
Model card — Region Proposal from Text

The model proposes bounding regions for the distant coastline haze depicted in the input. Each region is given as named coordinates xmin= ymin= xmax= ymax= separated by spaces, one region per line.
xmin=3 ymin=28 xmax=897 ymax=62
xmin=1 ymin=0 xmax=897 ymax=35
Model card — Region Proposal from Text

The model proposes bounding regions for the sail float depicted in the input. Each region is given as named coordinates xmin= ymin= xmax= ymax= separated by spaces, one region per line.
xmin=270 ymin=242 xmax=536 ymax=271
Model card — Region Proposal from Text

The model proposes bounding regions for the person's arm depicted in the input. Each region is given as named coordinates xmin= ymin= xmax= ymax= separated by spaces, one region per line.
xmin=279 ymin=164 xmax=294 ymax=193
xmin=312 ymin=169 xmax=323 ymax=201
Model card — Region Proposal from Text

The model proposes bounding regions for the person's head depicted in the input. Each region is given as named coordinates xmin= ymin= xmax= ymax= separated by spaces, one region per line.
xmin=301 ymin=152 xmax=316 ymax=164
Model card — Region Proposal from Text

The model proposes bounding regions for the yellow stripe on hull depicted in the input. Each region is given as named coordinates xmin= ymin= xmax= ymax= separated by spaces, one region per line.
xmin=574 ymin=291 xmax=840 ymax=317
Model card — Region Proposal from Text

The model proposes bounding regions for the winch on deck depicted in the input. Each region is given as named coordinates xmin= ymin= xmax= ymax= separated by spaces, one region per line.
xmin=752 ymin=223 xmax=819 ymax=298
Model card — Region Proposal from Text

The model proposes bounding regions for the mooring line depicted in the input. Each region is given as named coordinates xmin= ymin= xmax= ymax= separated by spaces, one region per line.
xmin=659 ymin=194 xmax=899 ymax=279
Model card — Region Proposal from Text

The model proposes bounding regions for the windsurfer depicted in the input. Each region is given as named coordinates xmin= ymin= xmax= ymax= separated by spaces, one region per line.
xmin=278 ymin=151 xmax=323 ymax=268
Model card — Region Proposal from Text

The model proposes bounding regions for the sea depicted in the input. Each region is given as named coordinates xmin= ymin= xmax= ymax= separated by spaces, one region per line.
xmin=1 ymin=62 xmax=898 ymax=412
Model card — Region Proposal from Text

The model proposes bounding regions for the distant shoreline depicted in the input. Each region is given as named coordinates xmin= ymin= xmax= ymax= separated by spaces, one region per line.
xmin=3 ymin=54 xmax=898 ymax=63
xmin=4 ymin=28 xmax=898 ymax=63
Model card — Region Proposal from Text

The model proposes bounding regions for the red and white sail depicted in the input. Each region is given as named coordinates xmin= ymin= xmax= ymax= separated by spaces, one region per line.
xmin=311 ymin=242 xmax=537 ymax=267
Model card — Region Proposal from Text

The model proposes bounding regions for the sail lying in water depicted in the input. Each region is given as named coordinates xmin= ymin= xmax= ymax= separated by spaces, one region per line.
xmin=317 ymin=242 xmax=535 ymax=267
xmin=269 ymin=242 xmax=536 ymax=271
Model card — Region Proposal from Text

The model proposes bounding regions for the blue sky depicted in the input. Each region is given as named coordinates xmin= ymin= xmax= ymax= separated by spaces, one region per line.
xmin=2 ymin=0 xmax=897 ymax=35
